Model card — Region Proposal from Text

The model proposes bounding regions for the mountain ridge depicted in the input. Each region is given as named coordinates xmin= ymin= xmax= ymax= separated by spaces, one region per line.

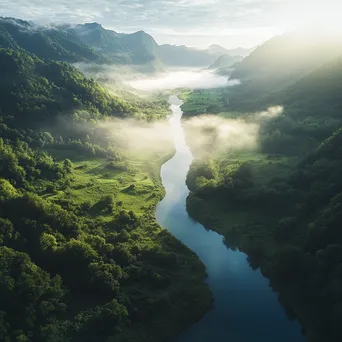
xmin=0 ymin=16 xmax=244 ymax=69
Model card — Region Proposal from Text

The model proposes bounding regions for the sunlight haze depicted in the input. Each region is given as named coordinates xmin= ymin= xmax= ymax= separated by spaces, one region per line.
xmin=1 ymin=0 xmax=342 ymax=48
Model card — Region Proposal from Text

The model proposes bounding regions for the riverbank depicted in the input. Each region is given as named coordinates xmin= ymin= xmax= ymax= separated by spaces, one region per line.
xmin=180 ymin=80 xmax=342 ymax=341
xmin=156 ymin=95 xmax=304 ymax=342
xmin=46 ymin=119 xmax=213 ymax=342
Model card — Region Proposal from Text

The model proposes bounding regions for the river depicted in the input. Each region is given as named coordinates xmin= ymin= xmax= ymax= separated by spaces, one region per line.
xmin=155 ymin=95 xmax=305 ymax=342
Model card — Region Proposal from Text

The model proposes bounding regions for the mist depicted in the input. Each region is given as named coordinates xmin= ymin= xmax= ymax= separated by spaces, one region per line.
xmin=183 ymin=116 xmax=258 ymax=158
xmin=182 ymin=106 xmax=283 ymax=158
xmin=126 ymin=70 xmax=240 ymax=91
xmin=68 ymin=64 xmax=277 ymax=159
xmin=65 ymin=104 xmax=282 ymax=164
xmin=97 ymin=118 xmax=174 ymax=156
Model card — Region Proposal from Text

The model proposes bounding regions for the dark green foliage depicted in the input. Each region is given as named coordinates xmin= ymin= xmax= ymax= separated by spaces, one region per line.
xmin=0 ymin=45 xmax=210 ymax=342
xmin=185 ymin=52 xmax=342 ymax=342
xmin=0 ymin=246 xmax=65 ymax=342
xmin=0 ymin=48 xmax=137 ymax=127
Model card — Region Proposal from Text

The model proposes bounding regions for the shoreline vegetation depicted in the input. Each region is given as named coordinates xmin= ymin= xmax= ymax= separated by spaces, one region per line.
xmin=180 ymin=59 xmax=342 ymax=341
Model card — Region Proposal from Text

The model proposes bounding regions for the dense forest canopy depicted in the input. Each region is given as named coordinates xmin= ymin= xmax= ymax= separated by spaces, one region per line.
xmin=0 ymin=42 xmax=211 ymax=342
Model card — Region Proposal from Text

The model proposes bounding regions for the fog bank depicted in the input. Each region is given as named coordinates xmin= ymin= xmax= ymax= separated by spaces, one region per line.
xmin=127 ymin=70 xmax=240 ymax=91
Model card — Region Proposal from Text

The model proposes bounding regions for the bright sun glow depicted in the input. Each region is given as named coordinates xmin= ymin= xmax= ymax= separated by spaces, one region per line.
xmin=284 ymin=1 xmax=342 ymax=34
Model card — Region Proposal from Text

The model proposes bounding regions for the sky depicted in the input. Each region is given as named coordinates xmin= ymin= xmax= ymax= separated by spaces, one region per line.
xmin=1 ymin=0 xmax=341 ymax=48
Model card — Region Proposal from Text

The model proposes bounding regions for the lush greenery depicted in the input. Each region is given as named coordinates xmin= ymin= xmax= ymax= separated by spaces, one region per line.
xmin=0 ymin=48 xmax=211 ymax=342
xmin=184 ymin=53 xmax=342 ymax=342
xmin=180 ymin=88 xmax=229 ymax=115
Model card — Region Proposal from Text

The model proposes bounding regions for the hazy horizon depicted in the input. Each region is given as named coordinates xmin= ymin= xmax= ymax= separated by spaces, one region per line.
xmin=2 ymin=0 xmax=341 ymax=49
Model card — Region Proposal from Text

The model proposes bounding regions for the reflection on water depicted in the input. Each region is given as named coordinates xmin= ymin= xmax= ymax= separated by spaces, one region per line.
xmin=155 ymin=96 xmax=305 ymax=342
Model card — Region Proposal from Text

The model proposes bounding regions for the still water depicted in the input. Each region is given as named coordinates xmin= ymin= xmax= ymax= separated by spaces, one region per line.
xmin=155 ymin=95 xmax=305 ymax=342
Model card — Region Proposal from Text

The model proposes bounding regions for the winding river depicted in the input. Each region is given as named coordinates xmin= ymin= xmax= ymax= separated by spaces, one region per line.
xmin=155 ymin=96 xmax=305 ymax=342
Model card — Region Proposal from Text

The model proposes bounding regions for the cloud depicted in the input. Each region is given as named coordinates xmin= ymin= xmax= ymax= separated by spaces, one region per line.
xmin=183 ymin=105 xmax=283 ymax=158
xmin=2 ymin=0 xmax=341 ymax=48
xmin=126 ymin=70 xmax=240 ymax=91
xmin=0 ymin=0 xmax=288 ymax=47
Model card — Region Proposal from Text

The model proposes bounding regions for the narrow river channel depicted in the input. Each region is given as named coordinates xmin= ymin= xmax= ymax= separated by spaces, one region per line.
xmin=155 ymin=95 xmax=305 ymax=342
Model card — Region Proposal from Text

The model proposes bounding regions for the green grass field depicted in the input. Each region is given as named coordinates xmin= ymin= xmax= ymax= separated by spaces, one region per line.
xmin=180 ymin=89 xmax=227 ymax=115
xmin=44 ymin=148 xmax=173 ymax=219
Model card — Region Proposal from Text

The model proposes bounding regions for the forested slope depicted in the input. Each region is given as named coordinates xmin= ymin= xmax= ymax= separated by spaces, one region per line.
xmin=227 ymin=31 xmax=342 ymax=110
xmin=185 ymin=53 xmax=342 ymax=342
xmin=0 ymin=48 xmax=211 ymax=342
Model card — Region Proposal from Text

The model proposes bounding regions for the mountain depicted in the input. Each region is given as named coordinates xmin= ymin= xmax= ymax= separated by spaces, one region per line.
xmin=208 ymin=54 xmax=243 ymax=69
xmin=0 ymin=17 xmax=104 ymax=63
xmin=65 ymin=23 xmax=159 ymax=65
xmin=230 ymin=31 xmax=342 ymax=92
xmin=207 ymin=45 xmax=254 ymax=57
xmin=225 ymin=46 xmax=254 ymax=57
xmin=158 ymin=44 xmax=223 ymax=67
xmin=1 ymin=17 xmax=245 ymax=69
xmin=0 ymin=17 xmax=160 ymax=68
xmin=207 ymin=44 xmax=228 ymax=55
xmin=0 ymin=47 xmax=138 ymax=127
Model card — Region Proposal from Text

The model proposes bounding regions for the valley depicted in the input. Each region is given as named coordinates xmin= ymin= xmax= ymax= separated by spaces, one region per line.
xmin=1 ymin=12 xmax=342 ymax=342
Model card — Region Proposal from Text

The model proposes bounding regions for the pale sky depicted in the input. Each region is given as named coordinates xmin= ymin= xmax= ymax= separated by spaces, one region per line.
xmin=1 ymin=0 xmax=341 ymax=48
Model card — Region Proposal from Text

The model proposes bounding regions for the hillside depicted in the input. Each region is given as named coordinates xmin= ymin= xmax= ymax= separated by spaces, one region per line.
xmin=0 ymin=17 xmax=104 ymax=63
xmin=207 ymin=45 xmax=254 ymax=57
xmin=0 ymin=48 xmax=211 ymax=342
xmin=66 ymin=23 xmax=159 ymax=65
xmin=229 ymin=31 xmax=342 ymax=98
xmin=1 ymin=17 xmax=249 ymax=70
xmin=0 ymin=17 xmax=160 ymax=67
xmin=0 ymin=48 xmax=138 ymax=126
xmin=158 ymin=44 xmax=222 ymax=67
xmin=184 ymin=54 xmax=342 ymax=342
xmin=208 ymin=54 xmax=243 ymax=69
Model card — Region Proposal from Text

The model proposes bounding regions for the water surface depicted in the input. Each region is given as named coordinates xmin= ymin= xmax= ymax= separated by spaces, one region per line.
xmin=155 ymin=95 xmax=305 ymax=342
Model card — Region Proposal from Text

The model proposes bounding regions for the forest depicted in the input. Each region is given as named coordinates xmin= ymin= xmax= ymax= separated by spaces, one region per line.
xmin=183 ymin=44 xmax=342 ymax=342
xmin=3 ymin=11 xmax=342 ymax=342
xmin=0 ymin=46 xmax=212 ymax=342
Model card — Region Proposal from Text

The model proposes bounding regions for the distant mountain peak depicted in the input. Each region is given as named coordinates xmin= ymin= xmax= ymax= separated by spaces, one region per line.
xmin=134 ymin=30 xmax=147 ymax=35
xmin=0 ymin=16 xmax=32 ymax=28
xmin=209 ymin=44 xmax=225 ymax=49
xmin=83 ymin=22 xmax=103 ymax=29
xmin=207 ymin=44 xmax=228 ymax=54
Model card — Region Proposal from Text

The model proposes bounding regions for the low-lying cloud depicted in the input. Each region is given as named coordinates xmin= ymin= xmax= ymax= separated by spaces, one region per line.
xmin=183 ymin=115 xmax=259 ymax=157
xmin=83 ymin=105 xmax=283 ymax=161
xmin=182 ymin=105 xmax=284 ymax=158
xmin=97 ymin=118 xmax=174 ymax=155
xmin=127 ymin=70 xmax=240 ymax=91
xmin=258 ymin=105 xmax=283 ymax=118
